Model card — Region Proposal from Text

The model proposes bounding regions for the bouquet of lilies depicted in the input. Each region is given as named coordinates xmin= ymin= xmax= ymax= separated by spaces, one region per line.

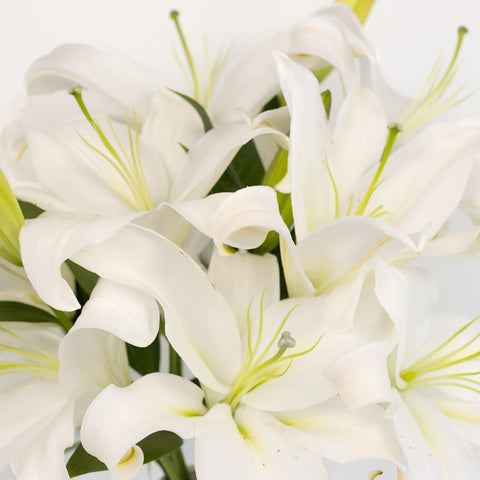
xmin=1 ymin=0 xmax=480 ymax=479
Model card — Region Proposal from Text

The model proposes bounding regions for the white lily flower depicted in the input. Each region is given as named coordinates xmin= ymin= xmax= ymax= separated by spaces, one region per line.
xmin=375 ymin=260 xmax=480 ymax=479
xmin=71 ymin=225 xmax=400 ymax=479
xmin=180 ymin=52 xmax=480 ymax=328
xmin=0 ymin=321 xmax=130 ymax=480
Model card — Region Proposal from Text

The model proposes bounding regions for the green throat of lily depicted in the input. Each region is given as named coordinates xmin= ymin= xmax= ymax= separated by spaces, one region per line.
xmin=399 ymin=315 xmax=480 ymax=395
xmin=220 ymin=295 xmax=322 ymax=413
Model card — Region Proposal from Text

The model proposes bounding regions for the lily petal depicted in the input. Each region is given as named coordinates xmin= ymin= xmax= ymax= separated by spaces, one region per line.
xmin=26 ymin=44 xmax=166 ymax=120
xmin=277 ymin=396 xmax=401 ymax=466
xmin=366 ymin=119 xmax=480 ymax=237
xmin=0 ymin=380 xmax=74 ymax=480
xmin=273 ymin=52 xmax=333 ymax=241
xmin=394 ymin=390 xmax=480 ymax=479
xmin=171 ymin=120 xmax=288 ymax=202
xmin=20 ymin=212 xmax=140 ymax=311
xmin=329 ymin=87 xmax=387 ymax=202
xmin=297 ymin=216 xmax=417 ymax=295
xmin=81 ymin=373 xmax=206 ymax=477
xmin=208 ymin=250 xmax=279 ymax=336
xmin=58 ymin=327 xmax=130 ymax=421
xmin=71 ymin=224 xmax=242 ymax=390
xmin=73 ymin=279 xmax=160 ymax=347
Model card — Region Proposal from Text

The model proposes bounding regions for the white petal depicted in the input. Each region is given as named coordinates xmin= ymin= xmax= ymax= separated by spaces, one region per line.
xmin=195 ymin=404 xmax=263 ymax=480
xmin=374 ymin=261 xmax=436 ymax=385
xmin=26 ymin=127 xmax=135 ymax=215
xmin=0 ymin=257 xmax=47 ymax=310
xmin=297 ymin=216 xmax=417 ymax=294
xmin=81 ymin=373 xmax=206 ymax=475
xmin=171 ymin=120 xmax=287 ymax=202
xmin=71 ymin=224 xmax=241 ymax=390
xmin=209 ymin=3 xmax=373 ymax=123
xmin=209 ymin=30 xmax=293 ymax=124
xmin=367 ymin=119 xmax=480 ymax=236
xmin=429 ymin=392 xmax=480 ymax=447
xmin=20 ymin=212 xmax=140 ymax=311
xmin=329 ymin=87 xmax=387 ymax=201
xmin=421 ymin=225 xmax=480 ymax=256
xmin=277 ymin=396 xmax=401 ymax=465
xmin=394 ymin=390 xmax=480 ymax=479
xmin=208 ymin=250 xmax=279 ymax=336
xmin=142 ymin=90 xmax=203 ymax=181
xmin=172 ymin=186 xmax=315 ymax=297
xmin=324 ymin=341 xmax=393 ymax=408
xmin=26 ymin=44 xmax=166 ymax=120
xmin=274 ymin=52 xmax=333 ymax=240
xmin=235 ymin=406 xmax=329 ymax=480
xmin=241 ymin=297 xmax=338 ymax=411
xmin=0 ymin=380 xmax=74 ymax=480
xmin=58 ymin=328 xmax=130 ymax=421
xmin=73 ymin=279 xmax=160 ymax=347
xmin=197 ymin=404 xmax=328 ymax=480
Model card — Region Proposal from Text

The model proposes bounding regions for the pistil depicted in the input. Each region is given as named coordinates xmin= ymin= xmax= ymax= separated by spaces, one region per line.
xmin=69 ymin=86 xmax=154 ymax=211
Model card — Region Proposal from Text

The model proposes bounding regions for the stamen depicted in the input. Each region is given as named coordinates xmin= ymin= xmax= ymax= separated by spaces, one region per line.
xmin=222 ymin=298 xmax=320 ymax=412
xmin=170 ymin=10 xmax=201 ymax=102
xmin=400 ymin=315 xmax=480 ymax=395
xmin=355 ymin=123 xmax=402 ymax=216
xmin=325 ymin=157 xmax=339 ymax=220
xmin=401 ymin=26 xmax=471 ymax=133
xmin=0 ymin=325 xmax=59 ymax=379
xmin=69 ymin=86 xmax=154 ymax=211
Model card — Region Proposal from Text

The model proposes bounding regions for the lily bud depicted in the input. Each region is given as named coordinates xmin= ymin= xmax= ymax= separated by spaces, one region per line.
xmin=337 ymin=0 xmax=376 ymax=24
xmin=0 ymin=167 xmax=24 ymax=266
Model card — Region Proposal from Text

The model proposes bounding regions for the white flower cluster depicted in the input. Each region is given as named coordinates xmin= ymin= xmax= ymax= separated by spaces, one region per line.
xmin=0 ymin=1 xmax=479 ymax=479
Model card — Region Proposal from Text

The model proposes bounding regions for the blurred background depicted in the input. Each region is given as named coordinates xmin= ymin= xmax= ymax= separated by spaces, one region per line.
xmin=0 ymin=0 xmax=479 ymax=478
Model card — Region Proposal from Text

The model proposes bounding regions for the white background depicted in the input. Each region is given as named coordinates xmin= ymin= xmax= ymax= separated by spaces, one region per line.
xmin=1 ymin=0 xmax=480 ymax=479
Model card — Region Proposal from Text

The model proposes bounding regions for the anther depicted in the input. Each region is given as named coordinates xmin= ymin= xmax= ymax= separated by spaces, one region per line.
xmin=458 ymin=26 xmax=469 ymax=36
xmin=277 ymin=331 xmax=296 ymax=349
xmin=68 ymin=85 xmax=83 ymax=96
xmin=387 ymin=122 xmax=403 ymax=133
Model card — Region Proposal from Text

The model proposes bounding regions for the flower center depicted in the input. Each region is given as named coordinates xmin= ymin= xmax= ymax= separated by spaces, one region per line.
xmin=69 ymin=86 xmax=154 ymax=212
xmin=221 ymin=294 xmax=321 ymax=412
xmin=399 ymin=315 xmax=480 ymax=395
xmin=0 ymin=325 xmax=60 ymax=380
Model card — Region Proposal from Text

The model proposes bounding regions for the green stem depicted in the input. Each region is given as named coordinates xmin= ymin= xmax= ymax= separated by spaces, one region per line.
xmin=171 ymin=448 xmax=190 ymax=479
xmin=169 ymin=345 xmax=183 ymax=376
xmin=157 ymin=448 xmax=190 ymax=480
xmin=157 ymin=456 xmax=179 ymax=480
xmin=52 ymin=308 xmax=74 ymax=332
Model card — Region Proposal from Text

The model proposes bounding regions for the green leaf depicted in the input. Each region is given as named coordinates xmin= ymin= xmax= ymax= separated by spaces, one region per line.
xmin=127 ymin=333 xmax=161 ymax=375
xmin=209 ymin=140 xmax=265 ymax=194
xmin=0 ymin=301 xmax=58 ymax=324
xmin=67 ymin=431 xmax=183 ymax=477
xmin=66 ymin=260 xmax=98 ymax=297
xmin=18 ymin=200 xmax=43 ymax=219
xmin=67 ymin=444 xmax=106 ymax=476
xmin=170 ymin=89 xmax=213 ymax=132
